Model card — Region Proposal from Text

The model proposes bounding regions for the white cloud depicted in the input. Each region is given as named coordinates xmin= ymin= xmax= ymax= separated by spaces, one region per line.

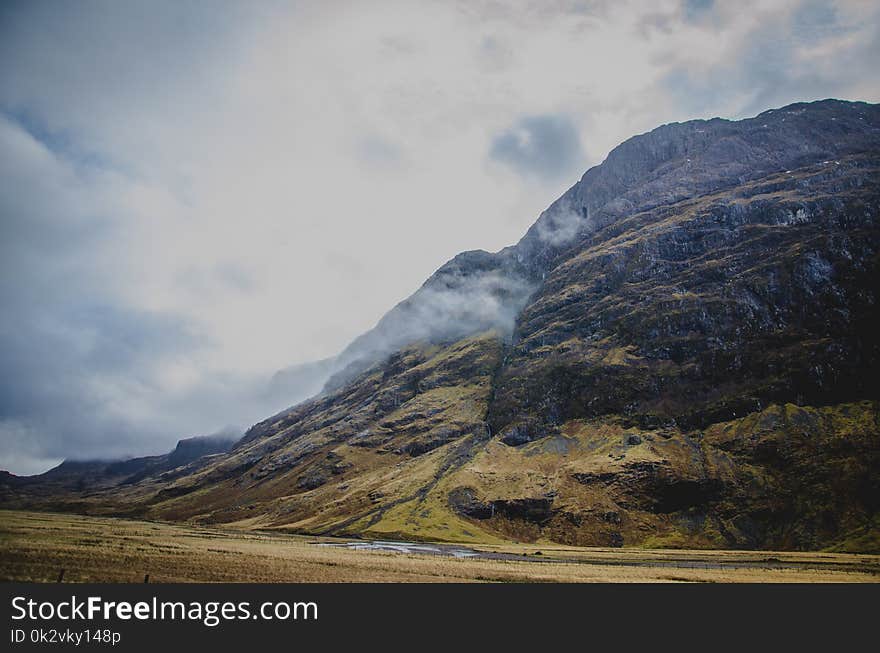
xmin=1 ymin=0 xmax=878 ymax=472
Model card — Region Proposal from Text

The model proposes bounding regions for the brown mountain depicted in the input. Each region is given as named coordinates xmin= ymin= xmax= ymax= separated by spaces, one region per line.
xmin=4 ymin=99 xmax=879 ymax=552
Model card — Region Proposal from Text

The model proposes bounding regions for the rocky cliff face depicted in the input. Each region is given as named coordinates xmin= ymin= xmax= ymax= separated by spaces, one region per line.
xmin=5 ymin=100 xmax=879 ymax=551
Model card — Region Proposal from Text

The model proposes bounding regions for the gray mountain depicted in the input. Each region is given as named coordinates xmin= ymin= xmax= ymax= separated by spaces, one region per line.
xmin=5 ymin=99 xmax=879 ymax=552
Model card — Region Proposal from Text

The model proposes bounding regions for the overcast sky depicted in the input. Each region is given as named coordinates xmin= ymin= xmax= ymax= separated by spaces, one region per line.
xmin=1 ymin=0 xmax=879 ymax=474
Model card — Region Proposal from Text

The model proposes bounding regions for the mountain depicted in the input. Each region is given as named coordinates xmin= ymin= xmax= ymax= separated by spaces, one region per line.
xmin=0 ymin=434 xmax=235 ymax=508
xmin=4 ymin=99 xmax=879 ymax=551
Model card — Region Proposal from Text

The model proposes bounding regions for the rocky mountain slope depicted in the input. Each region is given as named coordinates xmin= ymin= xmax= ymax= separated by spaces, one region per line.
xmin=4 ymin=99 xmax=879 ymax=551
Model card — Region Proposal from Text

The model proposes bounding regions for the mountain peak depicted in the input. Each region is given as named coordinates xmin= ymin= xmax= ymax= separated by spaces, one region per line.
xmin=6 ymin=99 xmax=879 ymax=552
xmin=336 ymin=100 xmax=880 ymax=377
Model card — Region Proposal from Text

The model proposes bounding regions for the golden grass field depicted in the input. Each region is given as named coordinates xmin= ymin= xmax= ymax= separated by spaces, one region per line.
xmin=1 ymin=510 xmax=877 ymax=583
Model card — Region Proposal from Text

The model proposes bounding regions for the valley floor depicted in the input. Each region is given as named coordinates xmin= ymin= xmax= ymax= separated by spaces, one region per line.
xmin=1 ymin=510 xmax=877 ymax=583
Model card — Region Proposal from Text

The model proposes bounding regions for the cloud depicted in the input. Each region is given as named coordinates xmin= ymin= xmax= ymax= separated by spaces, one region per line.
xmin=0 ymin=111 xmax=326 ymax=473
xmin=535 ymin=204 xmax=592 ymax=247
xmin=658 ymin=0 xmax=880 ymax=119
xmin=682 ymin=0 xmax=715 ymax=23
xmin=341 ymin=251 xmax=537 ymax=365
xmin=1 ymin=0 xmax=879 ymax=474
xmin=356 ymin=135 xmax=407 ymax=171
xmin=489 ymin=115 xmax=585 ymax=182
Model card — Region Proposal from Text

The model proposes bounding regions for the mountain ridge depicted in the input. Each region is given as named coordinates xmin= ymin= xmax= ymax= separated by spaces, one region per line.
xmin=324 ymin=99 xmax=880 ymax=384
xmin=3 ymin=99 xmax=879 ymax=552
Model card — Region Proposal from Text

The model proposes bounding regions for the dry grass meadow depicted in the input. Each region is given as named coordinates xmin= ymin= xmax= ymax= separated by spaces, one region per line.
xmin=1 ymin=510 xmax=877 ymax=583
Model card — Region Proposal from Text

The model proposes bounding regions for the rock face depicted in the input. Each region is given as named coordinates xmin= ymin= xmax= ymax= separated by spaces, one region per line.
xmin=5 ymin=99 xmax=880 ymax=551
